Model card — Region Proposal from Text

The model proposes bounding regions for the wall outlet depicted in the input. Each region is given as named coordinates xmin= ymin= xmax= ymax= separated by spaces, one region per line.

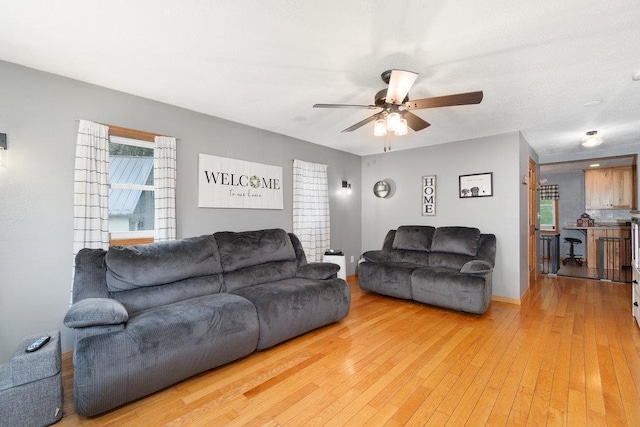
xmin=350 ymin=255 xmax=354 ymax=263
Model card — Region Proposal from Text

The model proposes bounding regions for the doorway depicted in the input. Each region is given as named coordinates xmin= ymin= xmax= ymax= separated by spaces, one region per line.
xmin=538 ymin=154 xmax=636 ymax=282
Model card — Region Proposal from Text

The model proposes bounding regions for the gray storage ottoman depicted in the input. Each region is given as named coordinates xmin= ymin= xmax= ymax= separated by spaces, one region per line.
xmin=0 ymin=330 xmax=63 ymax=426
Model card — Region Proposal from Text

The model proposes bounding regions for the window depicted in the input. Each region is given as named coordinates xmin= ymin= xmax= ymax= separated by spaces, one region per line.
xmin=108 ymin=134 xmax=156 ymax=245
xmin=539 ymin=199 xmax=559 ymax=231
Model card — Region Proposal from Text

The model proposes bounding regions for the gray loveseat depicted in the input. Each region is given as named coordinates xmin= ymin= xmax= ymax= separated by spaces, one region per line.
xmin=64 ymin=228 xmax=350 ymax=416
xmin=358 ymin=226 xmax=496 ymax=314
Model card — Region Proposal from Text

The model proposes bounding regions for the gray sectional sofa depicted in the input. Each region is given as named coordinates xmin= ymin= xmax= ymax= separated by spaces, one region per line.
xmin=64 ymin=228 xmax=350 ymax=416
xmin=358 ymin=226 xmax=496 ymax=314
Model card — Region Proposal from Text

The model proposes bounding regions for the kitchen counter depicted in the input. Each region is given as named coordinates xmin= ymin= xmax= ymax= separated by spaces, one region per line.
xmin=564 ymin=222 xmax=631 ymax=230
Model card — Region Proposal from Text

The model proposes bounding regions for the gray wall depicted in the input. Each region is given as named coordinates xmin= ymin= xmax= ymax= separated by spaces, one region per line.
xmin=361 ymin=132 xmax=529 ymax=301
xmin=0 ymin=60 xmax=361 ymax=362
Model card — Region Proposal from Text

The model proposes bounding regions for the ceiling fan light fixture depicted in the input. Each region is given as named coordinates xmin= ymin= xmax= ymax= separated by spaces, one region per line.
xmin=386 ymin=112 xmax=400 ymax=132
xmin=581 ymin=130 xmax=603 ymax=148
xmin=395 ymin=118 xmax=408 ymax=136
xmin=374 ymin=118 xmax=387 ymax=136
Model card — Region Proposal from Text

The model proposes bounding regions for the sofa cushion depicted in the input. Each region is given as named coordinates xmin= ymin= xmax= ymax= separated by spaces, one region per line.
xmin=215 ymin=229 xmax=296 ymax=272
xmin=362 ymin=250 xmax=391 ymax=263
xmin=358 ymin=261 xmax=416 ymax=299
xmin=427 ymin=252 xmax=474 ymax=270
xmin=222 ymin=260 xmax=297 ymax=292
xmin=362 ymin=249 xmax=431 ymax=267
xmin=105 ymin=235 xmax=222 ymax=292
xmin=411 ymin=267 xmax=491 ymax=314
xmin=389 ymin=249 xmax=431 ymax=267
xmin=392 ymin=226 xmax=436 ymax=251
xmin=110 ymin=275 xmax=224 ymax=314
xmin=232 ymin=278 xmax=350 ymax=350
xmin=430 ymin=227 xmax=480 ymax=257
xmin=73 ymin=293 xmax=260 ymax=416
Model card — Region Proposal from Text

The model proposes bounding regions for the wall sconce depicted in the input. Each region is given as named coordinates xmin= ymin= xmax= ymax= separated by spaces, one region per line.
xmin=342 ymin=180 xmax=352 ymax=195
xmin=0 ymin=133 xmax=7 ymax=169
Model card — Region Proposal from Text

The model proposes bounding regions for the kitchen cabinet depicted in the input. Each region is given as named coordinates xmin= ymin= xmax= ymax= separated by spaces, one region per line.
xmin=585 ymin=167 xmax=635 ymax=209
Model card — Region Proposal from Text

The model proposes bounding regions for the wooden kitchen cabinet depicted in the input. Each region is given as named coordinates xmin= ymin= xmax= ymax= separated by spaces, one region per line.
xmin=585 ymin=166 xmax=635 ymax=209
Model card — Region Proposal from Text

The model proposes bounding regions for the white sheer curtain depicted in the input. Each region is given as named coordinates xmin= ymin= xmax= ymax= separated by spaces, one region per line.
xmin=292 ymin=159 xmax=330 ymax=262
xmin=154 ymin=136 xmax=177 ymax=241
xmin=73 ymin=120 xmax=110 ymax=255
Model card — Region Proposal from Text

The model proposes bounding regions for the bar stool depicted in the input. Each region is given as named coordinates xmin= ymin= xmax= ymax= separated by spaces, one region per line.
xmin=562 ymin=237 xmax=583 ymax=266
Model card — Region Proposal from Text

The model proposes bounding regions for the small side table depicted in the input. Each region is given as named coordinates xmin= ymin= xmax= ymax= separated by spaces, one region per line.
xmin=323 ymin=254 xmax=346 ymax=280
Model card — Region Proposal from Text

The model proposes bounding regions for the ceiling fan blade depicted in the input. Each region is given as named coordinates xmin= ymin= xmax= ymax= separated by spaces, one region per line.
xmin=405 ymin=91 xmax=484 ymax=110
xmin=313 ymin=103 xmax=378 ymax=109
xmin=386 ymin=70 xmax=418 ymax=105
xmin=341 ymin=114 xmax=378 ymax=132
xmin=403 ymin=112 xmax=431 ymax=131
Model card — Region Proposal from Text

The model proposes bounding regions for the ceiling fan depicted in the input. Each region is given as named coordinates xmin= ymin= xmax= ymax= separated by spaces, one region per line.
xmin=313 ymin=69 xmax=483 ymax=140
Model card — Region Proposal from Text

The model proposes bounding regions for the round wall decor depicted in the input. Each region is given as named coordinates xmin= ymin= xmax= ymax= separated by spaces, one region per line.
xmin=373 ymin=180 xmax=391 ymax=198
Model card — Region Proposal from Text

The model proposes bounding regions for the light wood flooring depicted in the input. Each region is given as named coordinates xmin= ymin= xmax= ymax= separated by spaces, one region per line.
xmin=59 ymin=275 xmax=640 ymax=426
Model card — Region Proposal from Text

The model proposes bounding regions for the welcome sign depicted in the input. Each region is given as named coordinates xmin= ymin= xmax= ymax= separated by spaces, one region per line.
xmin=198 ymin=154 xmax=283 ymax=209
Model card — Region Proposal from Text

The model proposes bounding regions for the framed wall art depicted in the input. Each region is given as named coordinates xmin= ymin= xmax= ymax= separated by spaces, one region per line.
xmin=198 ymin=154 xmax=283 ymax=209
xmin=459 ymin=172 xmax=493 ymax=198
xmin=422 ymin=175 xmax=436 ymax=215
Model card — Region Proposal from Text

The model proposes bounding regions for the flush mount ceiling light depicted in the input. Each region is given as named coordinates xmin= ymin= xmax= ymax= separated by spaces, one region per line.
xmin=632 ymin=70 xmax=640 ymax=81
xmin=581 ymin=130 xmax=603 ymax=148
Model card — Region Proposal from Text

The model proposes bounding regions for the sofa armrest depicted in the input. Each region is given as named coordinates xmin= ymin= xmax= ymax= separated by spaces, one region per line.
xmin=361 ymin=250 xmax=391 ymax=263
xmin=63 ymin=298 xmax=128 ymax=328
xmin=297 ymin=262 xmax=339 ymax=280
xmin=460 ymin=260 xmax=493 ymax=274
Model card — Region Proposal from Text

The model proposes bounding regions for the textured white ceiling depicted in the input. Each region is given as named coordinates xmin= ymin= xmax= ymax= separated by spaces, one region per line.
xmin=1 ymin=1 xmax=639 ymax=156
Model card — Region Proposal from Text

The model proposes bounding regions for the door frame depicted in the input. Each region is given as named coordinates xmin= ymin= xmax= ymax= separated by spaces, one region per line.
xmin=528 ymin=157 xmax=538 ymax=287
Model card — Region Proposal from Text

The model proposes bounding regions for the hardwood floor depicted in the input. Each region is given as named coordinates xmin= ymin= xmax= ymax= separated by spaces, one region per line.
xmin=59 ymin=275 xmax=640 ymax=426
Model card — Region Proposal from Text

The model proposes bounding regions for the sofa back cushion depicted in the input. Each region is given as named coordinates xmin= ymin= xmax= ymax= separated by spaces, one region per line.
xmin=388 ymin=250 xmax=431 ymax=267
xmin=223 ymin=260 xmax=298 ymax=292
xmin=430 ymin=227 xmax=481 ymax=257
xmin=427 ymin=252 xmax=474 ymax=270
xmin=215 ymin=228 xmax=296 ymax=272
xmin=110 ymin=275 xmax=224 ymax=314
xmin=105 ymin=235 xmax=222 ymax=292
xmin=392 ymin=226 xmax=436 ymax=251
